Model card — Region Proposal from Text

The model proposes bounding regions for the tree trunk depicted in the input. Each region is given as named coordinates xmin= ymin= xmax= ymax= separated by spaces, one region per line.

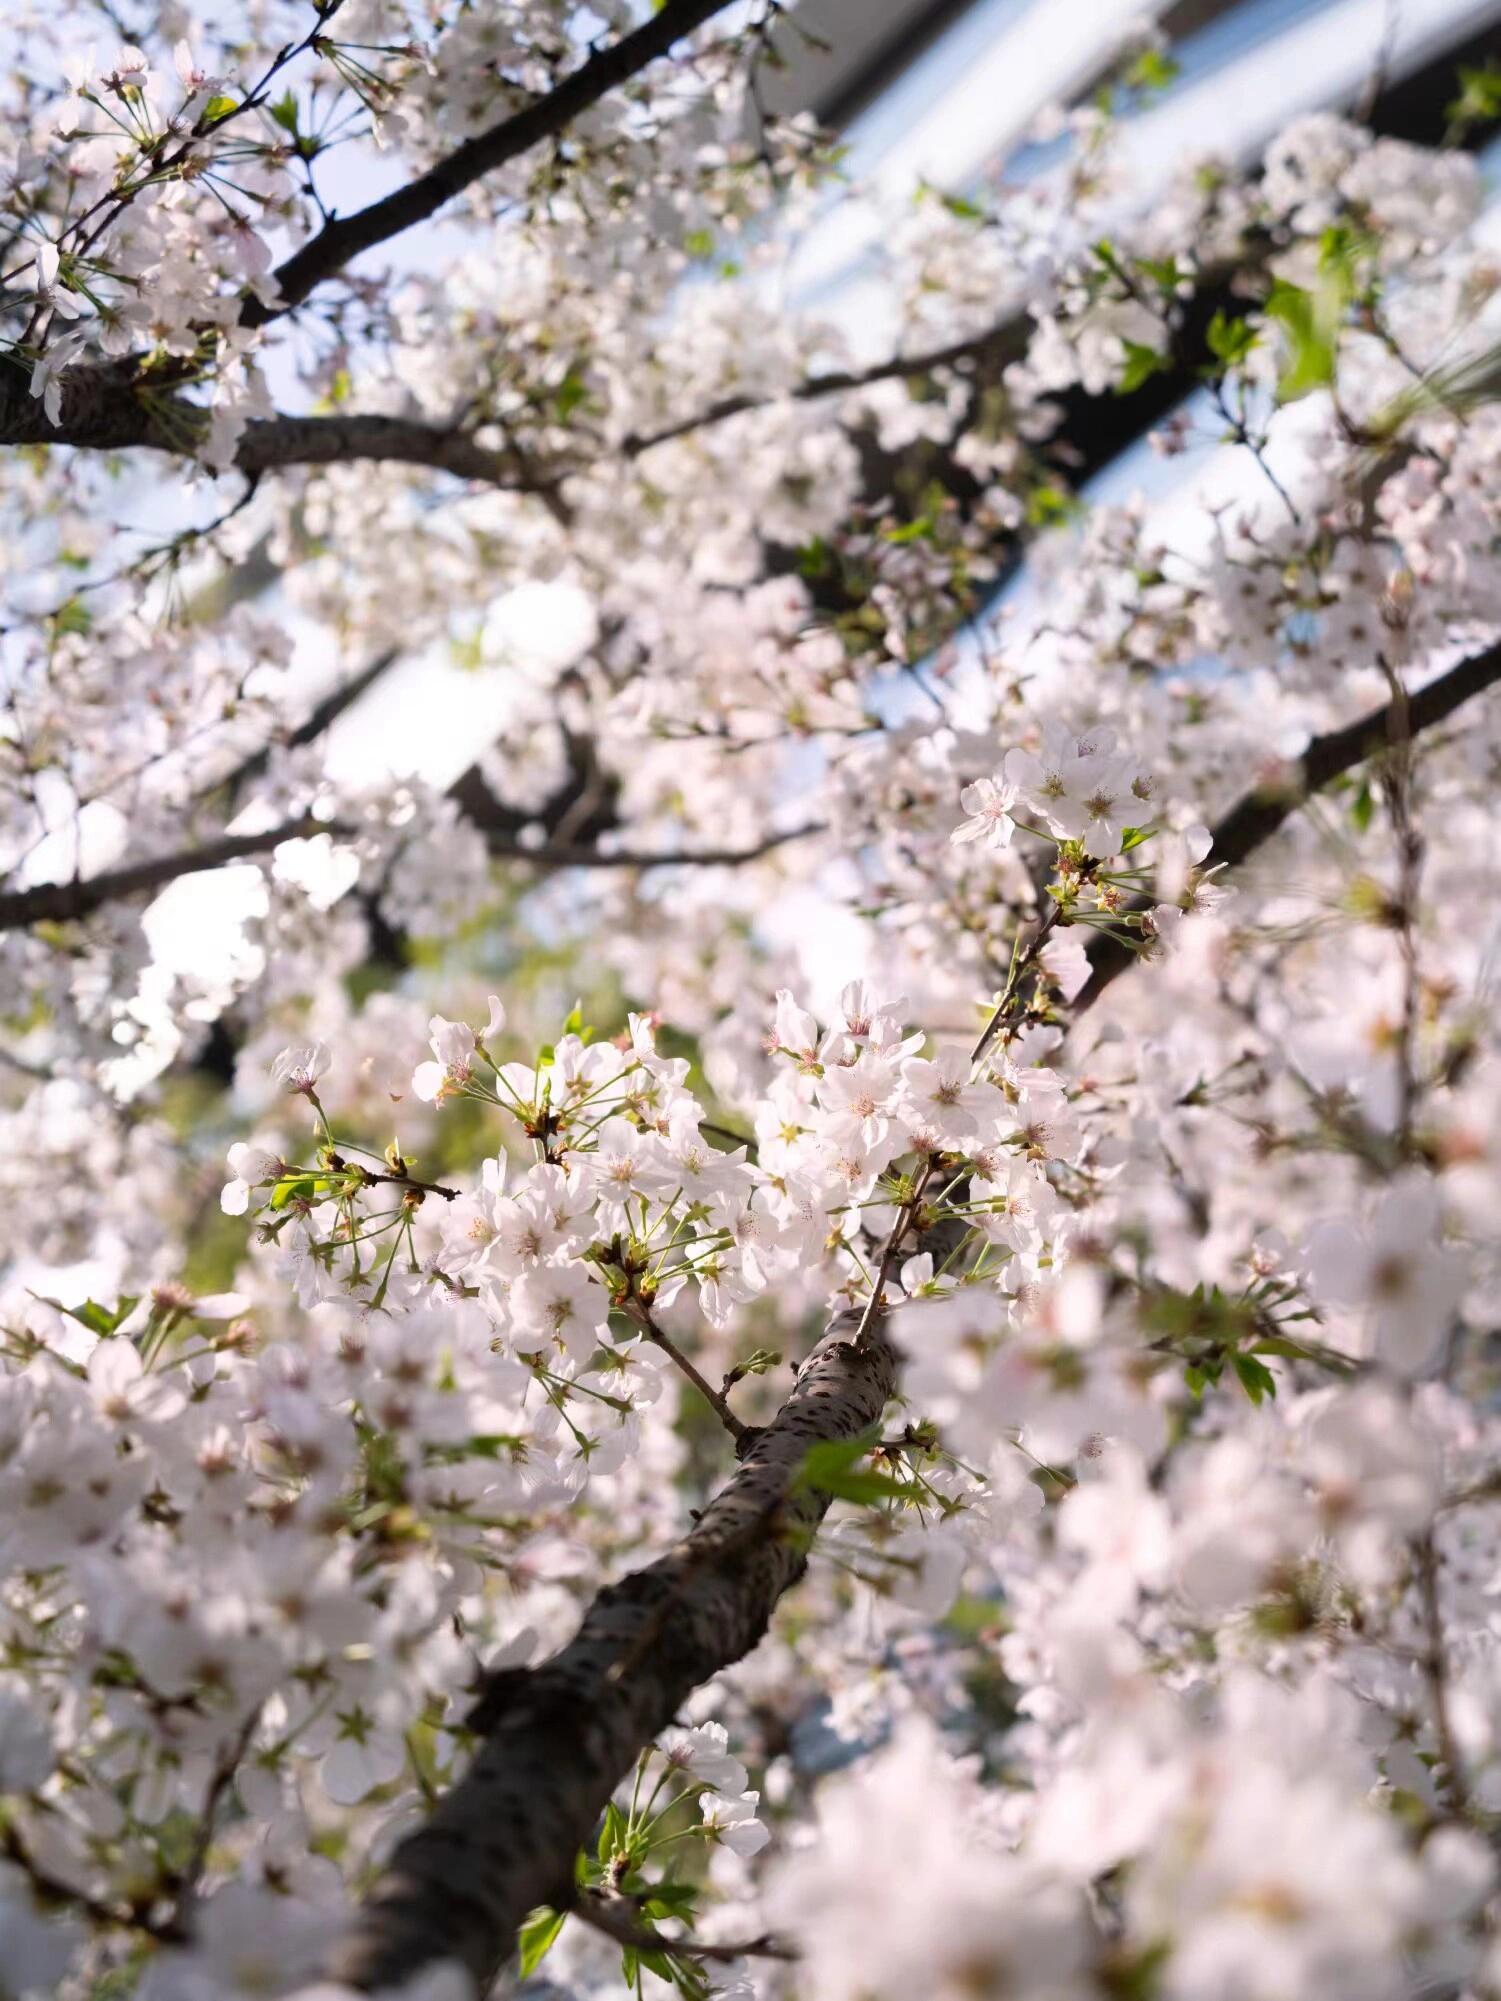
xmin=329 ymin=1311 xmax=898 ymax=1992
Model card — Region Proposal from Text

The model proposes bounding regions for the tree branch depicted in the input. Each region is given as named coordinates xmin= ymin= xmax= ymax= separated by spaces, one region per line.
xmin=573 ymin=1889 xmax=796 ymax=1962
xmin=234 ymin=413 xmax=571 ymax=509
xmin=0 ymin=370 xmax=571 ymax=506
xmin=24 ymin=630 xmax=1500 ymax=946
xmin=246 ymin=0 xmax=740 ymax=328
xmin=620 ymin=324 xmax=1028 ymax=457
xmin=220 ymin=649 xmax=402 ymax=800
xmin=1073 ymin=638 xmax=1501 ymax=1014
xmin=0 ymin=817 xmax=330 ymax=930
xmin=327 ymin=1308 xmax=897 ymax=1992
xmin=485 ymin=822 xmax=824 ymax=871
xmin=0 ymin=816 xmax=823 ymax=935
xmin=622 ymin=1295 xmax=749 ymax=1443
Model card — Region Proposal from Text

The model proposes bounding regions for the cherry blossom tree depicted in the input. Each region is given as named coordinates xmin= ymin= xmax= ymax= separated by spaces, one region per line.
xmin=3 ymin=4 xmax=1501 ymax=1999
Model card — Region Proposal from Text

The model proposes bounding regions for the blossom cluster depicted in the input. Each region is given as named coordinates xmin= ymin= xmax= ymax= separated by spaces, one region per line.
xmin=3 ymin=6 xmax=1501 ymax=2000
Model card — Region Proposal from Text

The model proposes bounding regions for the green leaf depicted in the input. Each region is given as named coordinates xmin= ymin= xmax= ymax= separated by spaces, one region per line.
xmin=938 ymin=189 xmax=986 ymax=222
xmin=1204 ymin=309 xmax=1258 ymax=370
xmin=51 ymin=597 xmax=92 ymax=637
xmin=201 ymin=93 xmax=239 ymax=123
xmin=795 ymin=1436 xmax=921 ymax=1506
xmin=553 ymin=366 xmax=589 ymax=422
xmin=269 ymin=90 xmax=299 ymax=133
xmin=638 ymin=1944 xmax=678 ymax=1983
xmin=1232 ymin=1353 xmax=1277 ymax=1405
xmin=63 ymin=1295 xmax=139 ymax=1337
xmin=643 ymin=1882 xmax=699 ymax=1918
xmin=1117 ymin=340 xmax=1169 ymax=395
xmin=683 ymin=228 xmax=715 ymax=260
xmin=1446 ymin=59 xmax=1501 ymax=140
xmin=1123 ymin=48 xmax=1179 ymax=94
xmin=1025 ymin=485 xmax=1079 ymax=530
xmin=518 ymin=1906 xmax=566 ymax=1977
xmin=796 ymin=535 xmax=832 ymax=579
xmin=1136 ymin=254 xmax=1186 ymax=295
xmin=881 ymin=515 xmax=933 ymax=545
xmin=270 ymin=1174 xmax=319 ymax=1211
xmin=1263 ymin=277 xmax=1343 ymax=403
xmin=1349 ymin=780 xmax=1374 ymax=834
xmin=597 ymin=1800 xmax=628 ymax=1863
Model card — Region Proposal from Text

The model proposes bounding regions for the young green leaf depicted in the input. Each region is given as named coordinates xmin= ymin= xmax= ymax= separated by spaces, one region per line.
xmin=517 ymin=1906 xmax=566 ymax=1977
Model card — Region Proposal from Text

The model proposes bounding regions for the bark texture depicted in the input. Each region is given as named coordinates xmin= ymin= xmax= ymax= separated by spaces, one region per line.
xmin=328 ymin=1312 xmax=899 ymax=1992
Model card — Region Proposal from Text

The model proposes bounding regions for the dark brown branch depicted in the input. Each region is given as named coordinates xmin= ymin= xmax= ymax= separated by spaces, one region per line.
xmin=1073 ymin=638 xmax=1501 ymax=1014
xmin=221 ymin=648 xmax=402 ymax=799
xmin=0 ymin=817 xmax=330 ymax=929
xmin=623 ymin=1295 xmax=748 ymax=1443
xmin=0 ymin=371 xmax=569 ymax=503
xmin=328 ymin=1309 xmax=897 ymax=1991
xmin=621 ymin=325 xmax=1027 ymax=457
xmin=485 ymin=821 xmax=824 ymax=871
xmin=0 ymin=814 xmax=821 ymax=936
xmin=1 ymin=15 xmax=1494 ymax=514
xmin=235 ymin=414 xmax=571 ymax=513
xmin=247 ymin=0 xmax=740 ymax=327
xmin=574 ymin=1889 xmax=796 ymax=1962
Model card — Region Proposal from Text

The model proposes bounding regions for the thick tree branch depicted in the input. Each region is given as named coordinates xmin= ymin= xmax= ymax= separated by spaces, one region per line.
xmin=1073 ymin=638 xmax=1501 ymax=1014
xmin=1 ymin=16 xmax=1493 ymax=509
xmin=0 ymin=371 xmax=569 ymax=502
xmin=234 ymin=413 xmax=570 ymax=508
xmin=0 ymin=815 xmax=822 ymax=935
xmin=246 ymin=0 xmax=740 ymax=328
xmin=0 ymin=817 xmax=330 ymax=930
xmin=328 ymin=1309 xmax=898 ymax=1991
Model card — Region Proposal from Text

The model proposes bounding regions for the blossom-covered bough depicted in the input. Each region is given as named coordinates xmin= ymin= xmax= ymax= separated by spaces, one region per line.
xmin=5 ymin=3 xmax=1501 ymax=1999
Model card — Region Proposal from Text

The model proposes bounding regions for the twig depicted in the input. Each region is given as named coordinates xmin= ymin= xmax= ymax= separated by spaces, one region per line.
xmin=171 ymin=1704 xmax=264 ymax=1923
xmin=1413 ymin=1530 xmax=1472 ymax=1818
xmin=620 ymin=324 xmax=1028 ymax=456
xmin=970 ymin=899 xmax=1065 ymax=1069
xmin=699 ymin=1120 xmax=756 ymax=1154
xmin=850 ymin=1158 xmax=936 ymax=1350
xmin=485 ymin=823 xmax=824 ymax=872
xmin=574 ymin=1889 xmax=796 ymax=1963
xmin=1378 ymin=656 xmax=1423 ymax=1150
xmin=623 ymin=1296 xmax=747 ymax=1443
xmin=363 ymin=1170 xmax=461 ymax=1204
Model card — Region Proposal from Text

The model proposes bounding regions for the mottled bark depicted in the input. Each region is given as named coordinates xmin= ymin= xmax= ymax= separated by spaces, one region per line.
xmin=328 ymin=1312 xmax=898 ymax=1992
